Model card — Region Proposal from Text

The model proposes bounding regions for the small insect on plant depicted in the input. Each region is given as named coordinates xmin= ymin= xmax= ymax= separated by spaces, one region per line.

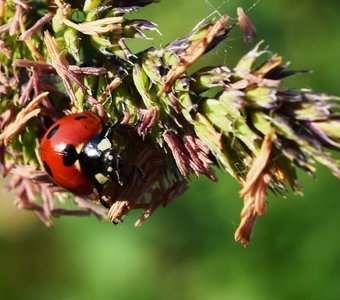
xmin=39 ymin=111 xmax=142 ymax=208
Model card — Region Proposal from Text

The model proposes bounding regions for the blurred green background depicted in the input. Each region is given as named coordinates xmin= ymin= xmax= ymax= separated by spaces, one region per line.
xmin=1 ymin=0 xmax=340 ymax=299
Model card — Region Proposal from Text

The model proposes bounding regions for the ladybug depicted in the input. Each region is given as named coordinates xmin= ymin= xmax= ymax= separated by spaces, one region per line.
xmin=39 ymin=112 xmax=126 ymax=205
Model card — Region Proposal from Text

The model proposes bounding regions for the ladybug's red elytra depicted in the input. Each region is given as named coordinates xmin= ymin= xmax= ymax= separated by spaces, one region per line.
xmin=39 ymin=112 xmax=126 ymax=203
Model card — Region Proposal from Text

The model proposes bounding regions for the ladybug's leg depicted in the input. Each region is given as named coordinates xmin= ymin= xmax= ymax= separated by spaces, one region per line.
xmin=102 ymin=123 xmax=114 ymax=140
xmin=112 ymin=154 xmax=125 ymax=186
xmin=102 ymin=122 xmax=134 ymax=140
xmin=93 ymin=182 xmax=111 ymax=208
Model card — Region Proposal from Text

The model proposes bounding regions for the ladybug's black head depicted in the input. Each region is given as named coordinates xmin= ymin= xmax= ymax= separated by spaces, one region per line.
xmin=79 ymin=123 xmax=126 ymax=190
xmin=101 ymin=149 xmax=125 ymax=186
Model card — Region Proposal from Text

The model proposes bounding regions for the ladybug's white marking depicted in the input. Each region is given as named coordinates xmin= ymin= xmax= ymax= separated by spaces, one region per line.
xmin=95 ymin=173 xmax=109 ymax=184
xmin=74 ymin=160 xmax=82 ymax=171
xmin=76 ymin=143 xmax=84 ymax=153
xmin=107 ymin=166 xmax=113 ymax=172
xmin=108 ymin=155 xmax=114 ymax=161
xmin=56 ymin=143 xmax=67 ymax=152
xmin=101 ymin=195 xmax=110 ymax=202
xmin=98 ymin=139 xmax=111 ymax=151
xmin=71 ymin=143 xmax=85 ymax=171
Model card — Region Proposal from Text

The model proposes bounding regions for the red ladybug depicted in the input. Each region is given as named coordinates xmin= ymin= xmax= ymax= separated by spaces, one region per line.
xmin=39 ymin=112 xmax=125 ymax=202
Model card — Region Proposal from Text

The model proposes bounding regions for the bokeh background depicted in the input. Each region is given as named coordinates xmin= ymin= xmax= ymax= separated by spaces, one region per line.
xmin=1 ymin=0 xmax=340 ymax=299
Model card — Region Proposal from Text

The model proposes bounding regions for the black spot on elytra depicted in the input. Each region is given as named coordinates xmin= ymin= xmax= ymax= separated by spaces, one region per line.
xmin=47 ymin=124 xmax=60 ymax=139
xmin=43 ymin=161 xmax=53 ymax=178
xmin=62 ymin=144 xmax=79 ymax=166
xmin=74 ymin=115 xmax=88 ymax=120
